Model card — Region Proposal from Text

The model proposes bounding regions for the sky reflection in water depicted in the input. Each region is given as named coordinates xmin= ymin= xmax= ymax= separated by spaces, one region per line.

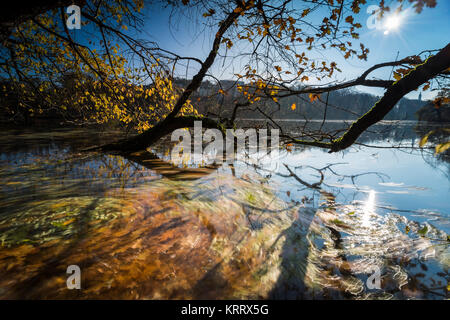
xmin=0 ymin=123 xmax=448 ymax=299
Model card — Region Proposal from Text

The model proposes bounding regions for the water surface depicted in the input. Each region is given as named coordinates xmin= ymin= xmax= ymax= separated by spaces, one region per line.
xmin=0 ymin=122 xmax=448 ymax=299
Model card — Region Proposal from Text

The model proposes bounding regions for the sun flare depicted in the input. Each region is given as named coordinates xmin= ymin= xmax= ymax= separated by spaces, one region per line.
xmin=384 ymin=15 xmax=402 ymax=34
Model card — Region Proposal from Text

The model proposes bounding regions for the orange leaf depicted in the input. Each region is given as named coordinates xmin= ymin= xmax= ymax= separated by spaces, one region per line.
xmin=291 ymin=103 xmax=296 ymax=110
xmin=286 ymin=143 xmax=293 ymax=152
xmin=309 ymin=93 xmax=320 ymax=102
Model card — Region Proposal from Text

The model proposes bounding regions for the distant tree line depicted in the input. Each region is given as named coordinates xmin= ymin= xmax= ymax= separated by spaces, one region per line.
xmin=178 ymin=79 xmax=429 ymax=122
xmin=0 ymin=76 xmax=438 ymax=127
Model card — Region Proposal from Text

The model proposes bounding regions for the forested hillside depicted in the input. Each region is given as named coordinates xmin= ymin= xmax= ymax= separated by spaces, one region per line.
xmin=182 ymin=79 xmax=427 ymax=121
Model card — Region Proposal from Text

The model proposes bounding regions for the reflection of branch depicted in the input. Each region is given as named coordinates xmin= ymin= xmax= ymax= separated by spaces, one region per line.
xmin=247 ymin=159 xmax=388 ymax=196
xmin=283 ymin=163 xmax=323 ymax=190
xmin=123 ymin=150 xmax=220 ymax=181
xmin=323 ymin=164 xmax=389 ymax=187
xmin=355 ymin=142 xmax=434 ymax=150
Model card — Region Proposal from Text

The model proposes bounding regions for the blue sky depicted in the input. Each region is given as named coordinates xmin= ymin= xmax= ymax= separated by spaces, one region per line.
xmin=141 ymin=1 xmax=449 ymax=100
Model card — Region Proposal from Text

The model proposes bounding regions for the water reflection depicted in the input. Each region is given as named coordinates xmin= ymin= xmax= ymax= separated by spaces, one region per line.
xmin=362 ymin=190 xmax=376 ymax=228
xmin=0 ymin=123 xmax=448 ymax=299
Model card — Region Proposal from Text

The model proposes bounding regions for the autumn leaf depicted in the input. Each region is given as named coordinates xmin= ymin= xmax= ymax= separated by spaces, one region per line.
xmin=291 ymin=103 xmax=296 ymax=110
xmin=301 ymin=9 xmax=310 ymax=18
xmin=286 ymin=143 xmax=293 ymax=152
xmin=419 ymin=130 xmax=434 ymax=147
xmin=309 ymin=93 xmax=320 ymax=102
xmin=221 ymin=38 xmax=233 ymax=49
xmin=435 ymin=141 xmax=450 ymax=154
xmin=203 ymin=9 xmax=216 ymax=17
xmin=432 ymin=96 xmax=449 ymax=108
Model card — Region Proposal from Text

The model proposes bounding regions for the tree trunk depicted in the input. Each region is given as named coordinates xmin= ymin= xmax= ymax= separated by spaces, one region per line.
xmin=93 ymin=44 xmax=449 ymax=155
xmin=329 ymin=43 xmax=450 ymax=152
xmin=91 ymin=116 xmax=224 ymax=154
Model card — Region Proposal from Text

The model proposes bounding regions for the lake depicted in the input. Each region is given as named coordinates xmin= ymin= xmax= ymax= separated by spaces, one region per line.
xmin=0 ymin=121 xmax=448 ymax=299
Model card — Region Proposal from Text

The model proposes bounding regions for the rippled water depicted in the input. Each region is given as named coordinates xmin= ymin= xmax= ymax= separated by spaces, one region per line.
xmin=0 ymin=123 xmax=448 ymax=299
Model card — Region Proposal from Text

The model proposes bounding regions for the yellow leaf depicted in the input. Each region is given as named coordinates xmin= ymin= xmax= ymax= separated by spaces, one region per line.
xmin=419 ymin=130 xmax=434 ymax=147
xmin=393 ymin=72 xmax=402 ymax=81
xmin=435 ymin=141 xmax=450 ymax=154
xmin=291 ymin=103 xmax=296 ymax=110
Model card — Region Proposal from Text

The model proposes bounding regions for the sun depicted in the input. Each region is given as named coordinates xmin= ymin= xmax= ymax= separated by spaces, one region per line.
xmin=383 ymin=15 xmax=402 ymax=34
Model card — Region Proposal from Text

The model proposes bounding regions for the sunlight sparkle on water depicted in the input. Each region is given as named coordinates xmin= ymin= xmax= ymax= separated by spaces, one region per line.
xmin=362 ymin=190 xmax=376 ymax=227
